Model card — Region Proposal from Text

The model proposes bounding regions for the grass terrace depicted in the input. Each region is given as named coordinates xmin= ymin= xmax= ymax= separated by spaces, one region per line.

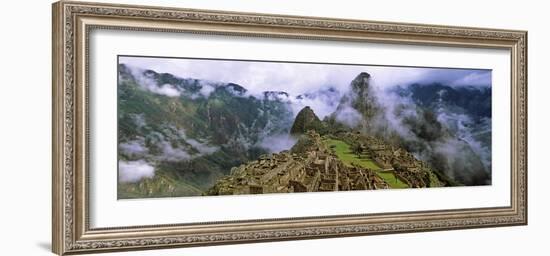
xmin=323 ymin=138 xmax=409 ymax=189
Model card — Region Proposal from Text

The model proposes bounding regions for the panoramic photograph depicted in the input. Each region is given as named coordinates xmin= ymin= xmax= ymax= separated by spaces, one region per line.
xmin=117 ymin=56 xmax=492 ymax=199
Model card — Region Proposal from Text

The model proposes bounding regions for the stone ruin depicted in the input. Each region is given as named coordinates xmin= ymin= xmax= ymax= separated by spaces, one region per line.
xmin=204 ymin=131 xmax=390 ymax=196
xmin=339 ymin=132 xmax=442 ymax=188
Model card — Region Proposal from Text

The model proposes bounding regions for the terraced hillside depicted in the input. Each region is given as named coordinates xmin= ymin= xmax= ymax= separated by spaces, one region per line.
xmin=323 ymin=138 xmax=409 ymax=189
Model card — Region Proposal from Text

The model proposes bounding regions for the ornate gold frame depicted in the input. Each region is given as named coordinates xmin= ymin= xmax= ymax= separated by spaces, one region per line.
xmin=52 ymin=1 xmax=527 ymax=255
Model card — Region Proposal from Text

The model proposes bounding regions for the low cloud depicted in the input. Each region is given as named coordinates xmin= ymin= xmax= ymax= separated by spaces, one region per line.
xmin=129 ymin=113 xmax=147 ymax=128
xmin=154 ymin=83 xmax=181 ymax=97
xmin=119 ymin=138 xmax=148 ymax=157
xmin=157 ymin=140 xmax=192 ymax=162
xmin=289 ymin=89 xmax=341 ymax=119
xmin=257 ymin=134 xmax=297 ymax=153
xmin=334 ymin=106 xmax=363 ymax=128
xmin=146 ymin=126 xmax=220 ymax=162
xmin=119 ymin=160 xmax=155 ymax=183
xmin=198 ymin=81 xmax=216 ymax=97
xmin=120 ymin=56 xmax=491 ymax=123
xmin=449 ymin=70 xmax=492 ymax=87
xmin=126 ymin=65 xmax=183 ymax=97
xmin=120 ymin=56 xmax=490 ymax=98
xmin=187 ymin=138 xmax=220 ymax=155
xmin=369 ymin=80 xmax=492 ymax=185
xmin=120 ymin=113 xmax=220 ymax=163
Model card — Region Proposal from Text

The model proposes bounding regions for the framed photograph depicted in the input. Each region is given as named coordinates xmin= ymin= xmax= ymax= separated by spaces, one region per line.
xmin=52 ymin=1 xmax=527 ymax=255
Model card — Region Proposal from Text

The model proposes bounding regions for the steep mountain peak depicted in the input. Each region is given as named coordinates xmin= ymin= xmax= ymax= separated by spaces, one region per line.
xmin=351 ymin=72 xmax=372 ymax=93
xmin=331 ymin=72 xmax=380 ymax=127
xmin=355 ymin=71 xmax=372 ymax=80
xmin=290 ymin=106 xmax=325 ymax=135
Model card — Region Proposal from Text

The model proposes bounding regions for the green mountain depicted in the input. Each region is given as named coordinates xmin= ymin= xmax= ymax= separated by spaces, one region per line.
xmin=341 ymin=72 xmax=381 ymax=120
xmin=117 ymin=64 xmax=293 ymax=198
xmin=290 ymin=106 xmax=326 ymax=135
xmin=328 ymin=72 xmax=488 ymax=186
xmin=323 ymin=72 xmax=383 ymax=133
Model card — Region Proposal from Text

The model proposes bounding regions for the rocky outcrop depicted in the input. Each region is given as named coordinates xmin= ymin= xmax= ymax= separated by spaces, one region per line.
xmin=334 ymin=72 xmax=381 ymax=122
xmin=290 ymin=106 xmax=325 ymax=135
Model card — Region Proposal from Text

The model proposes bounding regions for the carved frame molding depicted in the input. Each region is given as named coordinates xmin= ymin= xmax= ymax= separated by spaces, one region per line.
xmin=52 ymin=1 xmax=527 ymax=255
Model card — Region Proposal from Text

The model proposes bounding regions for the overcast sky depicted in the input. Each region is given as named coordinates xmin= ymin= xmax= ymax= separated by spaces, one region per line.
xmin=119 ymin=56 xmax=491 ymax=96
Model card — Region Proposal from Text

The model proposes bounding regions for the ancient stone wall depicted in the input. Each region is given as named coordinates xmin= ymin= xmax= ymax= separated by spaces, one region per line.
xmin=205 ymin=131 xmax=391 ymax=195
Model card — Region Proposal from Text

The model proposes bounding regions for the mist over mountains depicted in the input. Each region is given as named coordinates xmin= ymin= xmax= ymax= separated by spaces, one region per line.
xmin=333 ymin=75 xmax=492 ymax=185
xmin=118 ymin=64 xmax=295 ymax=197
xmin=117 ymin=58 xmax=492 ymax=198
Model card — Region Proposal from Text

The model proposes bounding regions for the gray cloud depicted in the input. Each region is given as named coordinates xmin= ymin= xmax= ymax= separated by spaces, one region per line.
xmin=149 ymin=125 xmax=220 ymax=162
xmin=127 ymin=65 xmax=183 ymax=97
xmin=157 ymin=139 xmax=192 ymax=162
xmin=120 ymin=56 xmax=490 ymax=99
xmin=256 ymin=134 xmax=297 ymax=153
xmin=121 ymin=56 xmax=491 ymax=124
xmin=119 ymin=160 xmax=155 ymax=183
xmin=119 ymin=138 xmax=148 ymax=157
xmin=186 ymin=138 xmax=219 ymax=155
xmin=414 ymin=69 xmax=491 ymax=87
